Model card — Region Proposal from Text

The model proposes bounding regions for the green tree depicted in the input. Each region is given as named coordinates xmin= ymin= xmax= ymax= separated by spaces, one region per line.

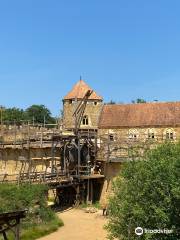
xmin=3 ymin=107 xmax=26 ymax=125
xmin=25 ymin=105 xmax=56 ymax=124
xmin=106 ymin=142 xmax=180 ymax=240
xmin=132 ymin=98 xmax=146 ymax=103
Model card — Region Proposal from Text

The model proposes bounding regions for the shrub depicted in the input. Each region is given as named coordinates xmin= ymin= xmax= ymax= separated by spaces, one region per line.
xmin=0 ymin=183 xmax=63 ymax=239
xmin=106 ymin=142 xmax=180 ymax=240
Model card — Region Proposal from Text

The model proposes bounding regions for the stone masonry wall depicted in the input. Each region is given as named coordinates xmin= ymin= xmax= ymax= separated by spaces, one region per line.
xmin=0 ymin=147 xmax=60 ymax=176
xmin=98 ymin=126 xmax=180 ymax=208
xmin=100 ymin=162 xmax=122 ymax=208
xmin=63 ymin=100 xmax=103 ymax=129
xmin=98 ymin=126 xmax=180 ymax=140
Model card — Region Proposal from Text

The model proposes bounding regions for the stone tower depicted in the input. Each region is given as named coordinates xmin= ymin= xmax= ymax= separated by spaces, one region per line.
xmin=63 ymin=79 xmax=103 ymax=131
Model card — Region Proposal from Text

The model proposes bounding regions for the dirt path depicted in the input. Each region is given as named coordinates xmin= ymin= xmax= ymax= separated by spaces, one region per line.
xmin=39 ymin=208 xmax=108 ymax=240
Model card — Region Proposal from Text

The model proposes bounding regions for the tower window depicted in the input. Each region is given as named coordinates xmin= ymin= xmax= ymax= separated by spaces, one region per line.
xmin=94 ymin=102 xmax=97 ymax=105
xmin=82 ymin=115 xmax=89 ymax=125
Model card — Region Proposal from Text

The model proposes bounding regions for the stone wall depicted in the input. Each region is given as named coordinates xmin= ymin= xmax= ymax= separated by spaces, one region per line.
xmin=0 ymin=147 xmax=60 ymax=176
xmin=63 ymin=100 xmax=103 ymax=130
xmin=98 ymin=126 xmax=180 ymax=140
xmin=100 ymin=162 xmax=122 ymax=208
xmin=98 ymin=126 xmax=180 ymax=159
xmin=98 ymin=125 xmax=180 ymax=207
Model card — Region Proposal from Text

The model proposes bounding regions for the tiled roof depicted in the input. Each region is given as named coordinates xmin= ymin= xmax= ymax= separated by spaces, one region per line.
xmin=99 ymin=102 xmax=180 ymax=128
xmin=64 ymin=80 xmax=103 ymax=100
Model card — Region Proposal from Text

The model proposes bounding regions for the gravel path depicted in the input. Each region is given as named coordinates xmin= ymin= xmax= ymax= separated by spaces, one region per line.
xmin=39 ymin=208 xmax=108 ymax=240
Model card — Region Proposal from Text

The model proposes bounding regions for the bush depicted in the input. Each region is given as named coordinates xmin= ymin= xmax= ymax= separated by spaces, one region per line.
xmin=20 ymin=216 xmax=64 ymax=240
xmin=106 ymin=142 xmax=180 ymax=240
xmin=0 ymin=183 xmax=63 ymax=239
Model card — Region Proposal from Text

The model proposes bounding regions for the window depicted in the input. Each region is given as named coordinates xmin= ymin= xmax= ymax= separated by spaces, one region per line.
xmin=165 ymin=129 xmax=175 ymax=140
xmin=148 ymin=133 xmax=155 ymax=139
xmin=94 ymin=102 xmax=97 ymax=105
xmin=82 ymin=115 xmax=89 ymax=125
xmin=109 ymin=134 xmax=114 ymax=141
xmin=128 ymin=129 xmax=139 ymax=139
xmin=147 ymin=129 xmax=156 ymax=139
xmin=129 ymin=133 xmax=137 ymax=139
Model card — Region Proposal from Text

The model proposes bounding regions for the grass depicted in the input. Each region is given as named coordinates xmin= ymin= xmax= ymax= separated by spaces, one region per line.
xmin=20 ymin=215 xmax=64 ymax=240
xmin=2 ymin=215 xmax=64 ymax=240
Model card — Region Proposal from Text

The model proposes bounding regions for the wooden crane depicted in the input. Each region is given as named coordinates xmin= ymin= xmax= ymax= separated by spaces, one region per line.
xmin=72 ymin=89 xmax=93 ymax=135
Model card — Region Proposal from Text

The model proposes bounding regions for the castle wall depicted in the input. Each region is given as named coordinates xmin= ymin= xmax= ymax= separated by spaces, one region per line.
xmin=100 ymin=162 xmax=122 ymax=208
xmin=0 ymin=147 xmax=60 ymax=177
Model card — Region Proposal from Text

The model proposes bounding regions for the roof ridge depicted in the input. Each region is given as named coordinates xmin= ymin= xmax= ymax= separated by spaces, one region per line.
xmin=104 ymin=101 xmax=180 ymax=107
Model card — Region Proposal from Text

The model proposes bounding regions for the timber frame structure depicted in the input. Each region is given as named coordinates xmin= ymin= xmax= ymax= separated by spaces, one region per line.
xmin=0 ymin=90 xmax=105 ymax=208
xmin=0 ymin=210 xmax=27 ymax=240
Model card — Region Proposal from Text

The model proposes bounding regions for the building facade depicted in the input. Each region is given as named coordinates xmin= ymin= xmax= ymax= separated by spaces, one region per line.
xmin=63 ymin=80 xmax=180 ymax=205
xmin=63 ymin=79 xmax=180 ymax=142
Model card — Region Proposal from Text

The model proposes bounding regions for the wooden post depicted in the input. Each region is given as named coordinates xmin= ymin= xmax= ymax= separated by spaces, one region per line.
xmin=15 ymin=218 xmax=20 ymax=240
xmin=2 ymin=231 xmax=8 ymax=240
xmin=51 ymin=140 xmax=55 ymax=175
xmin=40 ymin=126 xmax=43 ymax=148
xmin=63 ymin=143 xmax=67 ymax=175
xmin=14 ymin=121 xmax=17 ymax=148
xmin=76 ymin=185 xmax=80 ymax=206
xmin=77 ymin=135 xmax=81 ymax=177
xmin=90 ymin=179 xmax=93 ymax=204
xmin=86 ymin=180 xmax=89 ymax=203
xmin=27 ymin=121 xmax=31 ymax=183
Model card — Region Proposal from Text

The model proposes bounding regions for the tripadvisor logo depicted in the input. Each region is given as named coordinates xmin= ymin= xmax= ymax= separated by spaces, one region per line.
xmin=135 ymin=227 xmax=144 ymax=236
xmin=135 ymin=227 xmax=173 ymax=236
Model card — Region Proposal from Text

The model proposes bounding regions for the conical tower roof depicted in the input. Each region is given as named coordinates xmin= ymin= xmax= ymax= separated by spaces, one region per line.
xmin=63 ymin=80 xmax=103 ymax=100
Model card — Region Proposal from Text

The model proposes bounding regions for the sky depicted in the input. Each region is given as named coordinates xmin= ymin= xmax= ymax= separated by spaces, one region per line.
xmin=0 ymin=0 xmax=180 ymax=116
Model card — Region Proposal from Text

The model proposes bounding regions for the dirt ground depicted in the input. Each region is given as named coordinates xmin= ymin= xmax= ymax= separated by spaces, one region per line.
xmin=39 ymin=208 xmax=108 ymax=240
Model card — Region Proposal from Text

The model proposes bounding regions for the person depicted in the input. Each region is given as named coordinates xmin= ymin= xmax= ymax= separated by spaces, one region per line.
xmin=101 ymin=198 xmax=108 ymax=216
xmin=103 ymin=207 xmax=108 ymax=216
xmin=91 ymin=165 xmax=95 ymax=174
xmin=94 ymin=162 xmax=102 ymax=174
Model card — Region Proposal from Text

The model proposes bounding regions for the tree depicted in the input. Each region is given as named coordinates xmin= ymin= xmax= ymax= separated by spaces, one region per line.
xmin=106 ymin=142 xmax=180 ymax=240
xmin=25 ymin=105 xmax=56 ymax=124
xmin=106 ymin=100 xmax=116 ymax=105
xmin=3 ymin=107 xmax=26 ymax=125
xmin=132 ymin=98 xmax=146 ymax=103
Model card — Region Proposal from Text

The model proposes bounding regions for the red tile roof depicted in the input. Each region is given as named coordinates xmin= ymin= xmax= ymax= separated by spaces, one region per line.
xmin=64 ymin=80 xmax=103 ymax=100
xmin=99 ymin=102 xmax=180 ymax=128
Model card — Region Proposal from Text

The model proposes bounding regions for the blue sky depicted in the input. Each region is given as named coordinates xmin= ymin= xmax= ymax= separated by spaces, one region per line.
xmin=0 ymin=0 xmax=180 ymax=116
